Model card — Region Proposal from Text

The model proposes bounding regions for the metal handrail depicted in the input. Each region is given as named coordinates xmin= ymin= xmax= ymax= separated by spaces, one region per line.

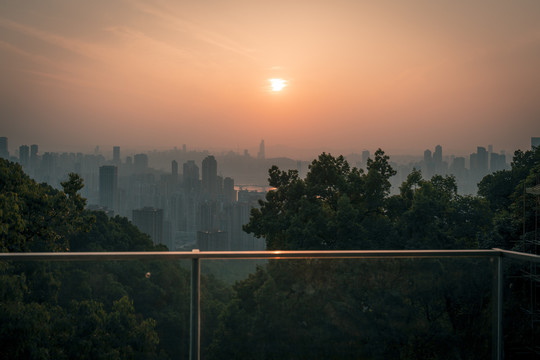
xmin=2 ymin=248 xmax=538 ymax=360
xmin=0 ymin=248 xmax=503 ymax=261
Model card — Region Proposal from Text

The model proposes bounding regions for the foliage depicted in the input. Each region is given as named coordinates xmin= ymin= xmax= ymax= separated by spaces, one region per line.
xmin=3 ymin=144 xmax=540 ymax=358
xmin=209 ymin=258 xmax=492 ymax=360
xmin=68 ymin=211 xmax=158 ymax=252
xmin=390 ymin=172 xmax=492 ymax=249
xmin=0 ymin=159 xmax=93 ymax=252
xmin=0 ymin=158 xmax=230 ymax=359
xmin=245 ymin=150 xmax=491 ymax=251
xmin=478 ymin=146 xmax=540 ymax=250
xmin=244 ymin=150 xmax=397 ymax=250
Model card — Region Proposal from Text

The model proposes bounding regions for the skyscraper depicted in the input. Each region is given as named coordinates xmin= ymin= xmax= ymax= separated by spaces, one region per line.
xmin=133 ymin=153 xmax=148 ymax=172
xmin=490 ymin=152 xmax=507 ymax=172
xmin=532 ymin=137 xmax=540 ymax=149
xmin=423 ymin=149 xmax=432 ymax=163
xmin=433 ymin=145 xmax=442 ymax=164
xmin=113 ymin=146 xmax=120 ymax=164
xmin=30 ymin=144 xmax=38 ymax=160
xmin=476 ymin=146 xmax=488 ymax=174
xmin=257 ymin=140 xmax=265 ymax=160
xmin=183 ymin=160 xmax=199 ymax=193
xmin=132 ymin=207 xmax=164 ymax=245
xmin=0 ymin=137 xmax=8 ymax=159
xmin=99 ymin=165 xmax=118 ymax=212
xmin=361 ymin=150 xmax=370 ymax=165
xmin=19 ymin=145 xmax=29 ymax=167
xmin=171 ymin=160 xmax=178 ymax=182
xmin=202 ymin=155 xmax=218 ymax=196
xmin=29 ymin=144 xmax=39 ymax=172
xmin=223 ymin=177 xmax=236 ymax=203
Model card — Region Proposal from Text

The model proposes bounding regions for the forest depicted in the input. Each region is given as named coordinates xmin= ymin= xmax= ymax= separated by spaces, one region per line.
xmin=1 ymin=146 xmax=539 ymax=359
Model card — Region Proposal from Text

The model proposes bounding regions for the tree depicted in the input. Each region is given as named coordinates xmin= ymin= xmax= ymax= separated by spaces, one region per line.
xmin=478 ymin=146 xmax=540 ymax=251
xmin=389 ymin=172 xmax=491 ymax=249
xmin=0 ymin=159 xmax=92 ymax=252
xmin=244 ymin=150 xmax=396 ymax=250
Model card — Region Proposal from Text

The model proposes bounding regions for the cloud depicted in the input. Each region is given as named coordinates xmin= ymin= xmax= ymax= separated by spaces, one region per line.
xmin=0 ymin=17 xmax=104 ymax=62
xmin=126 ymin=0 xmax=257 ymax=60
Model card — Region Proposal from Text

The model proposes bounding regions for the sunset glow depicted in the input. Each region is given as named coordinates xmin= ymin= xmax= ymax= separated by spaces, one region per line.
xmin=0 ymin=1 xmax=539 ymax=157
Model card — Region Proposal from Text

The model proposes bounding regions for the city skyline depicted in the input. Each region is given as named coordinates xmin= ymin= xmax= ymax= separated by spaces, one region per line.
xmin=1 ymin=1 xmax=540 ymax=157
xmin=0 ymin=135 xmax=532 ymax=163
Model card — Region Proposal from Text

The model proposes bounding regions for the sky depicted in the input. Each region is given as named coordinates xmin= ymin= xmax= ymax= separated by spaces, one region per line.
xmin=1 ymin=0 xmax=539 ymax=159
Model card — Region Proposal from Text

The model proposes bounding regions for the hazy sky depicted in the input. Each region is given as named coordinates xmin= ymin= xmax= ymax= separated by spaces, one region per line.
xmin=1 ymin=0 xmax=539 ymax=158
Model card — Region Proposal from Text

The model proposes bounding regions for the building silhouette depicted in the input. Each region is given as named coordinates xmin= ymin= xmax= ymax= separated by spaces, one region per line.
xmin=361 ymin=150 xmax=370 ymax=166
xmin=133 ymin=153 xmax=148 ymax=172
xmin=132 ymin=207 xmax=164 ymax=245
xmin=113 ymin=146 xmax=120 ymax=164
xmin=30 ymin=145 xmax=38 ymax=164
xmin=433 ymin=145 xmax=442 ymax=164
xmin=257 ymin=140 xmax=265 ymax=160
xmin=19 ymin=145 xmax=29 ymax=168
xmin=171 ymin=160 xmax=178 ymax=183
xmin=0 ymin=137 xmax=9 ymax=159
xmin=183 ymin=160 xmax=199 ymax=193
xmin=99 ymin=165 xmax=118 ymax=213
xmin=202 ymin=155 xmax=218 ymax=197
xmin=223 ymin=177 xmax=236 ymax=203
xmin=197 ymin=230 xmax=228 ymax=251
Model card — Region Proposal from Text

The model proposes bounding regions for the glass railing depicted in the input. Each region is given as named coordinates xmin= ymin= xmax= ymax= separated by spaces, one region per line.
xmin=1 ymin=249 xmax=538 ymax=360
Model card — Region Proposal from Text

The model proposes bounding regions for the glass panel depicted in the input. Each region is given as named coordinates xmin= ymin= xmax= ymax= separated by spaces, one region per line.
xmin=200 ymin=257 xmax=494 ymax=360
xmin=503 ymin=256 xmax=540 ymax=358
xmin=0 ymin=259 xmax=191 ymax=359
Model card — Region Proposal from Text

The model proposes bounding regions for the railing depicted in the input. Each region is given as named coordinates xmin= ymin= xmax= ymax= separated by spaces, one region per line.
xmin=1 ymin=248 xmax=539 ymax=360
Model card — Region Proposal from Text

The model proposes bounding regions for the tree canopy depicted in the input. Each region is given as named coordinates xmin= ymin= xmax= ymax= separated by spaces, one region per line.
xmin=0 ymin=158 xmax=232 ymax=358
xmin=245 ymin=149 xmax=493 ymax=250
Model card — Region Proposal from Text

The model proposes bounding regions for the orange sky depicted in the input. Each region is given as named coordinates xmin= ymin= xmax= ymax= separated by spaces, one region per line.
xmin=1 ymin=0 xmax=539 ymax=159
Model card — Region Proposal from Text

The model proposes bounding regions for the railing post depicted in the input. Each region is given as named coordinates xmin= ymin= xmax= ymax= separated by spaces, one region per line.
xmin=190 ymin=251 xmax=201 ymax=360
xmin=492 ymin=254 xmax=503 ymax=360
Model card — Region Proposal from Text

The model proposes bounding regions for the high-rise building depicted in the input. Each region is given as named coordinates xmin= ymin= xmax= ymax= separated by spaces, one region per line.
xmin=423 ymin=149 xmax=434 ymax=177
xmin=423 ymin=149 xmax=432 ymax=163
xmin=490 ymin=152 xmax=507 ymax=172
xmin=451 ymin=157 xmax=465 ymax=172
xmin=19 ymin=145 xmax=29 ymax=167
xmin=99 ymin=165 xmax=118 ymax=212
xmin=29 ymin=144 xmax=39 ymax=171
xmin=183 ymin=160 xmax=199 ymax=192
xmin=197 ymin=230 xmax=228 ymax=251
xmin=132 ymin=207 xmax=164 ymax=245
xmin=202 ymin=155 xmax=218 ymax=196
xmin=469 ymin=153 xmax=477 ymax=171
xmin=113 ymin=146 xmax=120 ymax=164
xmin=476 ymin=146 xmax=488 ymax=174
xmin=361 ymin=150 xmax=370 ymax=165
xmin=223 ymin=177 xmax=236 ymax=203
xmin=30 ymin=144 xmax=38 ymax=160
xmin=133 ymin=153 xmax=148 ymax=172
xmin=171 ymin=160 xmax=178 ymax=182
xmin=0 ymin=137 xmax=8 ymax=159
xmin=433 ymin=145 xmax=442 ymax=164
xmin=532 ymin=137 xmax=540 ymax=149
xmin=257 ymin=140 xmax=265 ymax=160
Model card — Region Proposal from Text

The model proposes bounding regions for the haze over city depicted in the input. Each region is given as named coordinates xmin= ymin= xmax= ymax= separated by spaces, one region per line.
xmin=1 ymin=1 xmax=539 ymax=158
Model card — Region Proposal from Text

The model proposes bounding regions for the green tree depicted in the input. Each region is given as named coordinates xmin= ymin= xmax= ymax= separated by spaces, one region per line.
xmin=244 ymin=150 xmax=396 ymax=250
xmin=392 ymin=173 xmax=491 ymax=249
xmin=0 ymin=159 xmax=92 ymax=252
xmin=478 ymin=146 xmax=540 ymax=250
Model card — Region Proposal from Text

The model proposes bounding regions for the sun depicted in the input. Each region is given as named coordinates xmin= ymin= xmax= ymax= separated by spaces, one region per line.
xmin=269 ymin=78 xmax=287 ymax=92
